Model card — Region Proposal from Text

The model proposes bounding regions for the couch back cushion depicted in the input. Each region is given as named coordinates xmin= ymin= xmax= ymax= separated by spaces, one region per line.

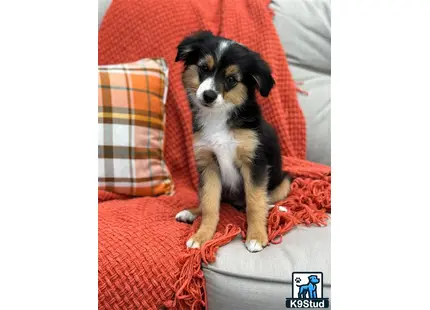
xmin=271 ymin=0 xmax=331 ymax=166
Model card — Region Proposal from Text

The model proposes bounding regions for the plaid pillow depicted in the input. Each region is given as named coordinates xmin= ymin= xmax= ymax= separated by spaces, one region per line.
xmin=98 ymin=58 xmax=174 ymax=196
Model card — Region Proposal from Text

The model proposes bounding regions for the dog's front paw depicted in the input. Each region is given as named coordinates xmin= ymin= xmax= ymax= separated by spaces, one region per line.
xmin=186 ymin=238 xmax=201 ymax=249
xmin=176 ymin=210 xmax=197 ymax=223
xmin=245 ymin=239 xmax=264 ymax=252
xmin=245 ymin=230 xmax=268 ymax=253
xmin=186 ymin=231 xmax=214 ymax=249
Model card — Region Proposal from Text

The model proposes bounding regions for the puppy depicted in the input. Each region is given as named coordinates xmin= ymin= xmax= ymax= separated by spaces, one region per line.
xmin=175 ymin=31 xmax=291 ymax=252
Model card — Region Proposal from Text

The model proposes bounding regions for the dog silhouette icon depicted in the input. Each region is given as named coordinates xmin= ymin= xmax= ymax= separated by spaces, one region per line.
xmin=296 ymin=275 xmax=320 ymax=299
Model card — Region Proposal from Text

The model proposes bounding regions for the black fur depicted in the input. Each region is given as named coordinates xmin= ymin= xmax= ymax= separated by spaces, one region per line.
xmin=176 ymin=31 xmax=288 ymax=208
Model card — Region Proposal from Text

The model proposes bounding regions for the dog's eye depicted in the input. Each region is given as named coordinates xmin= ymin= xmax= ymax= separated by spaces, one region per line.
xmin=200 ymin=64 xmax=209 ymax=72
xmin=225 ymin=76 xmax=237 ymax=88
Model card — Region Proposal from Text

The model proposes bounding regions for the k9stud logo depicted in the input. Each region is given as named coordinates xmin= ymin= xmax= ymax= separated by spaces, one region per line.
xmin=285 ymin=272 xmax=329 ymax=308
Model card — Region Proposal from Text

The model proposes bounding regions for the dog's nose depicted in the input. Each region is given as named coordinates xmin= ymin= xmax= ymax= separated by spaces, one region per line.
xmin=203 ymin=90 xmax=217 ymax=104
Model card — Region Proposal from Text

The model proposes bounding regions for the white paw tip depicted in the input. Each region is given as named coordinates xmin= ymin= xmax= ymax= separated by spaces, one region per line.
xmin=186 ymin=238 xmax=200 ymax=249
xmin=176 ymin=210 xmax=197 ymax=223
xmin=245 ymin=239 xmax=263 ymax=252
xmin=268 ymin=204 xmax=275 ymax=210
xmin=279 ymin=206 xmax=288 ymax=212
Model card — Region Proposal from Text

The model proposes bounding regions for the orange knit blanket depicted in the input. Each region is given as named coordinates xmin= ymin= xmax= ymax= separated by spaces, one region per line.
xmin=98 ymin=0 xmax=331 ymax=309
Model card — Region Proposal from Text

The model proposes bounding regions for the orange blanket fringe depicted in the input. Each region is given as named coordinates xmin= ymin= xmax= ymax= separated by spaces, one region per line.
xmin=98 ymin=0 xmax=331 ymax=309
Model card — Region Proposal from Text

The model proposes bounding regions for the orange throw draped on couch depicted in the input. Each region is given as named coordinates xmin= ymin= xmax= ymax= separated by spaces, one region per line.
xmin=98 ymin=0 xmax=331 ymax=309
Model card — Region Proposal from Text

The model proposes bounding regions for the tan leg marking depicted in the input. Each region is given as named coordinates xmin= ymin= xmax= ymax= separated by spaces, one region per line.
xmin=241 ymin=165 xmax=269 ymax=252
xmin=186 ymin=143 xmax=222 ymax=248
xmin=177 ymin=133 xmax=215 ymax=225
xmin=269 ymin=177 xmax=291 ymax=204
xmin=233 ymin=129 xmax=268 ymax=252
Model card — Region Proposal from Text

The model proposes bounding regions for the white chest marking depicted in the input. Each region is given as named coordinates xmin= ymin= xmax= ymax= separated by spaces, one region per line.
xmin=194 ymin=117 xmax=241 ymax=190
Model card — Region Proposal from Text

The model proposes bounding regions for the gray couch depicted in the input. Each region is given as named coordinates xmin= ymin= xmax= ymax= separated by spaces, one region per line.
xmin=205 ymin=2 xmax=331 ymax=307
xmin=99 ymin=0 xmax=331 ymax=308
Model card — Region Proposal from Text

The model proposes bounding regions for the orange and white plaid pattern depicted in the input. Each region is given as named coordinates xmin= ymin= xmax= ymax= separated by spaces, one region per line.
xmin=98 ymin=58 xmax=174 ymax=196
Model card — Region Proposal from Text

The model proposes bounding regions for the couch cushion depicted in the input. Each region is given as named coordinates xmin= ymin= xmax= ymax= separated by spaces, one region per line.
xmin=271 ymin=0 xmax=331 ymax=166
xmin=270 ymin=0 xmax=330 ymax=74
xmin=204 ymin=222 xmax=331 ymax=310
xmin=290 ymin=67 xmax=331 ymax=166
xmin=98 ymin=0 xmax=112 ymax=29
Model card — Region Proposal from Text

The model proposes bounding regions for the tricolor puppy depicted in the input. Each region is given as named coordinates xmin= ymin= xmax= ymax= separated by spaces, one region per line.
xmin=175 ymin=31 xmax=291 ymax=252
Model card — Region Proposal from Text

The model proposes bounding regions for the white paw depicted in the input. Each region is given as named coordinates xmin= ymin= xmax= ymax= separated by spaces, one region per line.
xmin=268 ymin=205 xmax=288 ymax=212
xmin=176 ymin=210 xmax=197 ymax=223
xmin=245 ymin=239 xmax=263 ymax=252
xmin=186 ymin=238 xmax=200 ymax=248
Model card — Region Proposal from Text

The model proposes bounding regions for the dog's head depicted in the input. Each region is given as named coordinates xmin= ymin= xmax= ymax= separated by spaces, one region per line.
xmin=175 ymin=30 xmax=275 ymax=112
xmin=308 ymin=275 xmax=320 ymax=284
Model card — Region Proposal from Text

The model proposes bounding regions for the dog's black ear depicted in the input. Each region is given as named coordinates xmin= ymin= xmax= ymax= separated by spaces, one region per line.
xmin=175 ymin=30 xmax=214 ymax=62
xmin=250 ymin=53 xmax=275 ymax=97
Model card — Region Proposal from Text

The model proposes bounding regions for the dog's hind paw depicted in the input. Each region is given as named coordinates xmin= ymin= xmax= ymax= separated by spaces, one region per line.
xmin=176 ymin=210 xmax=197 ymax=223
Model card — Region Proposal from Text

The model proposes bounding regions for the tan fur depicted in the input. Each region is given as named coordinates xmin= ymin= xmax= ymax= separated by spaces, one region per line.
xmin=223 ymin=65 xmax=247 ymax=105
xmin=240 ymin=165 xmax=269 ymax=246
xmin=188 ymin=130 xmax=272 ymax=248
xmin=234 ymin=129 xmax=290 ymax=204
xmin=233 ymin=128 xmax=268 ymax=246
xmin=194 ymin=148 xmax=215 ymax=171
xmin=193 ymin=132 xmax=216 ymax=169
xmin=188 ymin=147 xmax=222 ymax=246
xmin=269 ymin=177 xmax=291 ymax=204
xmin=204 ymin=55 xmax=215 ymax=70
xmin=224 ymin=82 xmax=248 ymax=105
xmin=233 ymin=129 xmax=259 ymax=166
xmin=225 ymin=64 xmax=240 ymax=76
xmin=182 ymin=65 xmax=199 ymax=93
